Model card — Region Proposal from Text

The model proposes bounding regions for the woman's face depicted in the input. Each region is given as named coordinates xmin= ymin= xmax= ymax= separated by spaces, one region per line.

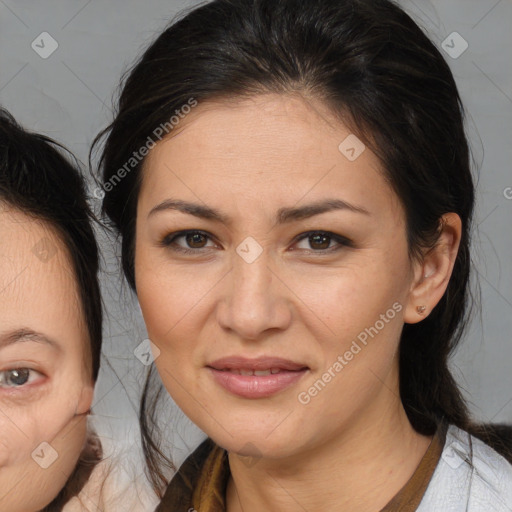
xmin=135 ymin=93 xmax=424 ymax=459
xmin=0 ymin=206 xmax=94 ymax=511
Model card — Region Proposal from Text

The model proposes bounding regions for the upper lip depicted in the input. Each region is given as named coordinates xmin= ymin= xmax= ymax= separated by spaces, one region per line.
xmin=207 ymin=356 xmax=308 ymax=371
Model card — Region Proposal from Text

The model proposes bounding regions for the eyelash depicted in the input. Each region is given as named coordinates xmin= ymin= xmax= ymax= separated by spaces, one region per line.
xmin=0 ymin=368 xmax=44 ymax=389
xmin=160 ymin=230 xmax=353 ymax=255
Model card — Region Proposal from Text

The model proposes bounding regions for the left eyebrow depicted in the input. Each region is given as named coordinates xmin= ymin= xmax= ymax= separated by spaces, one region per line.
xmin=148 ymin=198 xmax=370 ymax=225
xmin=276 ymin=199 xmax=370 ymax=223
xmin=0 ymin=328 xmax=62 ymax=351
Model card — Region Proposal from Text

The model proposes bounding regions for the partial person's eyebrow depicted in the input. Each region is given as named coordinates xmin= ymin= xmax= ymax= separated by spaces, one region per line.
xmin=148 ymin=198 xmax=370 ymax=225
xmin=0 ymin=328 xmax=61 ymax=350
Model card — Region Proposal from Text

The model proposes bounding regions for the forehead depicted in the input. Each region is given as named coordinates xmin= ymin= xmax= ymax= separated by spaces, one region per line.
xmin=0 ymin=206 xmax=86 ymax=349
xmin=139 ymin=93 xmax=403 ymax=222
xmin=145 ymin=93 xmax=363 ymax=173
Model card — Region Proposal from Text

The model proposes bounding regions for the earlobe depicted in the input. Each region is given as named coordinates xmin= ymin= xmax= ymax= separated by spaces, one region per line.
xmin=403 ymin=213 xmax=462 ymax=324
xmin=416 ymin=305 xmax=427 ymax=315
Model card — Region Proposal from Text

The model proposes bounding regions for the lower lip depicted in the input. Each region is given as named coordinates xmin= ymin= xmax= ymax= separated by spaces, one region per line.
xmin=208 ymin=368 xmax=308 ymax=399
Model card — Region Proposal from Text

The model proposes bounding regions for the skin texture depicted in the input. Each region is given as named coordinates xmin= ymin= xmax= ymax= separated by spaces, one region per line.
xmin=135 ymin=93 xmax=462 ymax=511
xmin=0 ymin=206 xmax=93 ymax=512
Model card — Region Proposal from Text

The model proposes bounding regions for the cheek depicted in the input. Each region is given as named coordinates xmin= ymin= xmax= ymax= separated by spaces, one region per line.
xmin=0 ymin=421 xmax=34 ymax=467
xmin=0 ymin=402 xmax=88 ymax=510
xmin=295 ymin=261 xmax=405 ymax=333
xmin=0 ymin=380 xmax=88 ymax=464
xmin=136 ymin=252 xmax=216 ymax=345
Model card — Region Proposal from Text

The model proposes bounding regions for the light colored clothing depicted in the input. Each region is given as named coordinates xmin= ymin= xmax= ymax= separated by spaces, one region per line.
xmin=61 ymin=455 xmax=159 ymax=512
xmin=418 ymin=425 xmax=512 ymax=511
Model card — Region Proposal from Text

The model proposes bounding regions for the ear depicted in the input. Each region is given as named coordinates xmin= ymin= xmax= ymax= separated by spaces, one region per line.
xmin=403 ymin=213 xmax=462 ymax=324
xmin=75 ymin=382 xmax=94 ymax=416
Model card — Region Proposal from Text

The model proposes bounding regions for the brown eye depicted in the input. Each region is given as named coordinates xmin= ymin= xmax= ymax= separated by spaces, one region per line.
xmin=293 ymin=231 xmax=353 ymax=253
xmin=160 ymin=230 xmax=218 ymax=254
xmin=185 ymin=232 xmax=208 ymax=248
xmin=309 ymin=233 xmax=331 ymax=250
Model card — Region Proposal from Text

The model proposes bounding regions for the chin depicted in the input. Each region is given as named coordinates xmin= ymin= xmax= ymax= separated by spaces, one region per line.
xmin=206 ymin=422 xmax=304 ymax=460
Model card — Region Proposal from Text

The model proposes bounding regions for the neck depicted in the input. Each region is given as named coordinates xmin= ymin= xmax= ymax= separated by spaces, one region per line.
xmin=225 ymin=386 xmax=433 ymax=512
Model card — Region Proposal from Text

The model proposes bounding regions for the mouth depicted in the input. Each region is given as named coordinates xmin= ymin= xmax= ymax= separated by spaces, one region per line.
xmin=214 ymin=368 xmax=288 ymax=376
xmin=208 ymin=356 xmax=308 ymax=372
xmin=207 ymin=356 xmax=309 ymax=398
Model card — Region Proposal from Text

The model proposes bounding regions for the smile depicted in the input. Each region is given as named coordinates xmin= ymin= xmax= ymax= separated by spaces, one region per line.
xmin=207 ymin=356 xmax=309 ymax=398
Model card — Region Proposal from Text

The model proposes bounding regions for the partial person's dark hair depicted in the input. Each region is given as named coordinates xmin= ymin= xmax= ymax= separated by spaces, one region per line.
xmin=0 ymin=107 xmax=104 ymax=510
xmin=93 ymin=0 xmax=512 ymax=495
xmin=0 ymin=108 xmax=102 ymax=381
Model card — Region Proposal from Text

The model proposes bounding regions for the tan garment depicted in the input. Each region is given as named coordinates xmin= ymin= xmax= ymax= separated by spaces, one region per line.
xmin=157 ymin=422 xmax=447 ymax=512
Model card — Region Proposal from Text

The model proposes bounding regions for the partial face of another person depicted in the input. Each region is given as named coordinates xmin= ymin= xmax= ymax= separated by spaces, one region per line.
xmin=0 ymin=206 xmax=93 ymax=511
xmin=134 ymin=93 xmax=437 ymax=459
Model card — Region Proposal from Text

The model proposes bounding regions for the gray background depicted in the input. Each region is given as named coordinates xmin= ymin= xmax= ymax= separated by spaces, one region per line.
xmin=1 ymin=0 xmax=511 ymax=479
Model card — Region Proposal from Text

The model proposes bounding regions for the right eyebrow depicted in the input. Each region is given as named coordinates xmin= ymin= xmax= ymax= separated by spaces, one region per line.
xmin=148 ymin=199 xmax=231 ymax=225
xmin=0 ymin=328 xmax=61 ymax=351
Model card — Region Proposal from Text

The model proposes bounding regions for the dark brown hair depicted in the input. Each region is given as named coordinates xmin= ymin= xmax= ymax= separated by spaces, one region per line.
xmin=0 ymin=108 xmax=102 ymax=381
xmin=93 ymin=0 xmax=512 ymax=495
xmin=0 ymin=107 xmax=104 ymax=510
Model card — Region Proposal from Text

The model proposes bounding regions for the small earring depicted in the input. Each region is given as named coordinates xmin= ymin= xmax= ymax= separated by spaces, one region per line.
xmin=416 ymin=305 xmax=427 ymax=315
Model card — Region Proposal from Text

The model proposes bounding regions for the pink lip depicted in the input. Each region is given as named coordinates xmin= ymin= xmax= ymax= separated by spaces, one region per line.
xmin=207 ymin=356 xmax=309 ymax=399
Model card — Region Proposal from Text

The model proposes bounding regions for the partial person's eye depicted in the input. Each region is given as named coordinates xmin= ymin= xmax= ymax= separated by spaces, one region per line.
xmin=160 ymin=230 xmax=219 ymax=254
xmin=0 ymin=368 xmax=44 ymax=388
xmin=292 ymin=231 xmax=353 ymax=253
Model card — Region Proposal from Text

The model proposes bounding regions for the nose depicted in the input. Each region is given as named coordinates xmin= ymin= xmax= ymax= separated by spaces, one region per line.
xmin=216 ymin=250 xmax=292 ymax=340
